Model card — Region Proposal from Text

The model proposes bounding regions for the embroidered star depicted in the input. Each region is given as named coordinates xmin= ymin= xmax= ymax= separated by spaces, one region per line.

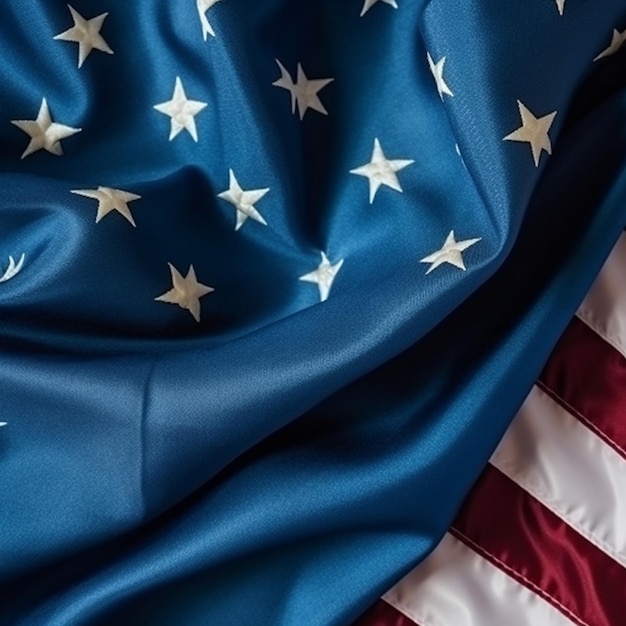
xmin=360 ymin=0 xmax=398 ymax=17
xmin=594 ymin=28 xmax=626 ymax=61
xmin=350 ymin=138 xmax=414 ymax=204
xmin=555 ymin=0 xmax=566 ymax=15
xmin=427 ymin=53 xmax=453 ymax=99
xmin=0 ymin=254 xmax=25 ymax=283
xmin=11 ymin=99 xmax=81 ymax=159
xmin=154 ymin=77 xmax=207 ymax=142
xmin=299 ymin=252 xmax=344 ymax=302
xmin=217 ymin=170 xmax=269 ymax=231
xmin=71 ymin=187 xmax=142 ymax=227
xmin=197 ymin=0 xmax=221 ymax=40
xmin=273 ymin=60 xmax=334 ymax=120
xmin=420 ymin=231 xmax=481 ymax=275
xmin=155 ymin=264 xmax=214 ymax=323
xmin=503 ymin=100 xmax=557 ymax=167
xmin=54 ymin=5 xmax=113 ymax=68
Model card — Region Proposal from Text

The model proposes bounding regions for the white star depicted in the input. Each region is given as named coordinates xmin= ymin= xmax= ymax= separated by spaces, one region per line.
xmin=360 ymin=0 xmax=398 ymax=17
xmin=503 ymin=100 xmax=557 ymax=167
xmin=71 ymin=187 xmax=142 ymax=227
xmin=154 ymin=77 xmax=207 ymax=142
xmin=299 ymin=252 xmax=344 ymax=302
xmin=427 ymin=53 xmax=453 ymax=99
xmin=555 ymin=0 xmax=566 ymax=15
xmin=54 ymin=5 xmax=113 ymax=68
xmin=350 ymin=138 xmax=414 ymax=204
xmin=0 ymin=423 xmax=6 ymax=427
xmin=0 ymin=254 xmax=25 ymax=283
xmin=217 ymin=169 xmax=269 ymax=230
xmin=420 ymin=231 xmax=481 ymax=275
xmin=273 ymin=60 xmax=334 ymax=120
xmin=594 ymin=28 xmax=626 ymax=61
xmin=155 ymin=264 xmax=214 ymax=323
xmin=11 ymin=99 xmax=81 ymax=159
xmin=197 ymin=0 xmax=221 ymax=40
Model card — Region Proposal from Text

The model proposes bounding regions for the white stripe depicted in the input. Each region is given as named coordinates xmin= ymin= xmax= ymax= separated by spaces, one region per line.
xmin=383 ymin=533 xmax=575 ymax=626
xmin=491 ymin=386 xmax=626 ymax=568
xmin=577 ymin=232 xmax=626 ymax=358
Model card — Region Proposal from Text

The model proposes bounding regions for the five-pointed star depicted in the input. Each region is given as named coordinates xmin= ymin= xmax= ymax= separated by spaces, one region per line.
xmin=427 ymin=53 xmax=453 ymax=99
xmin=299 ymin=252 xmax=344 ymax=302
xmin=0 ymin=254 xmax=25 ymax=283
xmin=71 ymin=187 xmax=142 ymax=227
xmin=155 ymin=263 xmax=214 ymax=322
xmin=273 ymin=60 xmax=334 ymax=120
xmin=154 ymin=77 xmax=208 ymax=142
xmin=594 ymin=28 xmax=626 ymax=61
xmin=420 ymin=231 xmax=481 ymax=274
xmin=197 ymin=0 xmax=221 ymax=40
xmin=54 ymin=5 xmax=114 ymax=68
xmin=503 ymin=100 xmax=557 ymax=167
xmin=217 ymin=169 xmax=270 ymax=230
xmin=11 ymin=99 xmax=81 ymax=159
xmin=350 ymin=138 xmax=414 ymax=204
xmin=360 ymin=0 xmax=399 ymax=17
xmin=555 ymin=0 xmax=566 ymax=15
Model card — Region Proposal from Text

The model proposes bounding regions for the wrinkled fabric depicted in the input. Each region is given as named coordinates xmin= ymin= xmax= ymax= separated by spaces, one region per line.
xmin=1 ymin=1 xmax=625 ymax=624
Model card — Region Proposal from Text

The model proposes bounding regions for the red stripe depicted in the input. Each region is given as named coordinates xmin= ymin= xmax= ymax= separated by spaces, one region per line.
xmin=451 ymin=465 xmax=626 ymax=626
xmin=539 ymin=316 xmax=626 ymax=459
xmin=352 ymin=600 xmax=418 ymax=626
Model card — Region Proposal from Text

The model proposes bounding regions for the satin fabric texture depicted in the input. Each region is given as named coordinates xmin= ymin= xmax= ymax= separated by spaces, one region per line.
xmin=1 ymin=1 xmax=626 ymax=624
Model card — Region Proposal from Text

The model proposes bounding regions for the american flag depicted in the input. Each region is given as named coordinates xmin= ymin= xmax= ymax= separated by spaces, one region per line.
xmin=1 ymin=2 xmax=626 ymax=624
